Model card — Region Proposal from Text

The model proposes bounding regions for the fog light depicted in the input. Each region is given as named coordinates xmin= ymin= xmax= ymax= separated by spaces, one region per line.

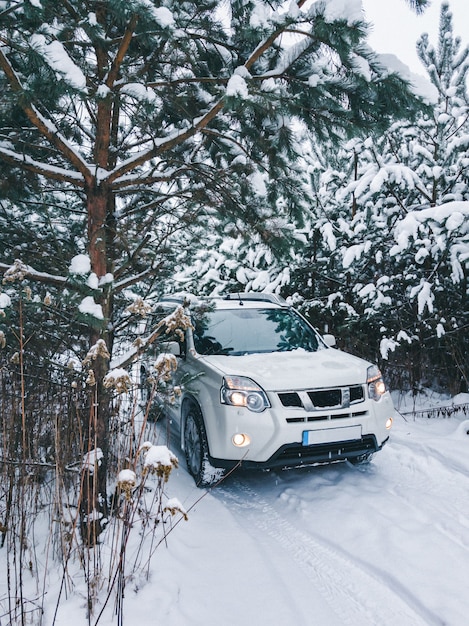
xmin=232 ymin=433 xmax=251 ymax=447
xmin=385 ymin=417 xmax=393 ymax=430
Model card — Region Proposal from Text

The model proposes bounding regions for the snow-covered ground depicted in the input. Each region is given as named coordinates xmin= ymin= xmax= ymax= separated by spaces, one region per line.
xmin=2 ymin=393 xmax=469 ymax=625
xmin=129 ymin=393 xmax=469 ymax=626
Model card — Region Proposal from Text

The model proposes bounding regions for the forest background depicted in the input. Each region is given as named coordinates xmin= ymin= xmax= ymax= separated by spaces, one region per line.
xmin=0 ymin=0 xmax=468 ymax=623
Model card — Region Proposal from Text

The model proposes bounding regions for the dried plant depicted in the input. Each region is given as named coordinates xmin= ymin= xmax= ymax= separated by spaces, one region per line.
xmin=0 ymin=291 xmax=196 ymax=625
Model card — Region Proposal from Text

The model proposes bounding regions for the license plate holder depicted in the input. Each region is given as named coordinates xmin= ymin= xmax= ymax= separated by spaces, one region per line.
xmin=302 ymin=425 xmax=362 ymax=446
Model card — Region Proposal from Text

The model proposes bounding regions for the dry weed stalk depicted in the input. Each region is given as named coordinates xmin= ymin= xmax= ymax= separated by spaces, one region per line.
xmin=0 ymin=292 xmax=197 ymax=625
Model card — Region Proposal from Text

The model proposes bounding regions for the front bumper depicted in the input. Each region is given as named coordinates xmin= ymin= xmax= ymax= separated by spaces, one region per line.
xmin=210 ymin=434 xmax=387 ymax=470
xmin=198 ymin=386 xmax=394 ymax=469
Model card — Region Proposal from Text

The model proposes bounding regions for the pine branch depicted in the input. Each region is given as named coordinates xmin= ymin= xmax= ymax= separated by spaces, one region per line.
xmin=0 ymin=262 xmax=67 ymax=288
xmin=105 ymin=9 xmax=316 ymax=185
xmin=0 ymin=145 xmax=85 ymax=185
xmin=404 ymin=0 xmax=429 ymax=15
xmin=106 ymin=14 xmax=139 ymax=89
xmin=0 ymin=47 xmax=92 ymax=180
xmin=113 ymin=266 xmax=165 ymax=293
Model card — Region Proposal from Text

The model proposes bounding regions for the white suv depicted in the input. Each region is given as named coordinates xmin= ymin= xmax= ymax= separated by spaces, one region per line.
xmin=146 ymin=293 xmax=394 ymax=487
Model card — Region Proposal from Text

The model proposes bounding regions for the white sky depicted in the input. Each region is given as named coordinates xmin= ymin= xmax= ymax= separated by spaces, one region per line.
xmin=362 ymin=0 xmax=469 ymax=75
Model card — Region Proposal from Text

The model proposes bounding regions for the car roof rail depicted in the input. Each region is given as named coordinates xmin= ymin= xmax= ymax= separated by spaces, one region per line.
xmin=158 ymin=293 xmax=199 ymax=306
xmin=223 ymin=292 xmax=288 ymax=306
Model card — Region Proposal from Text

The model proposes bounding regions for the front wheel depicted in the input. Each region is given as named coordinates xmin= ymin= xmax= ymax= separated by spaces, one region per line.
xmin=183 ymin=404 xmax=224 ymax=488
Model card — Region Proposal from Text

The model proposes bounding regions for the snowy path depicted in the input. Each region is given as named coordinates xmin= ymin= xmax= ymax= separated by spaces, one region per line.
xmin=124 ymin=409 xmax=469 ymax=626
xmin=53 ymin=408 xmax=469 ymax=626
xmin=217 ymin=480 xmax=434 ymax=626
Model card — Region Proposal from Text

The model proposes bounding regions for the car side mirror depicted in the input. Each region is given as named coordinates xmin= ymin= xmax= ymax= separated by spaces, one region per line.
xmin=323 ymin=334 xmax=336 ymax=348
xmin=161 ymin=340 xmax=181 ymax=356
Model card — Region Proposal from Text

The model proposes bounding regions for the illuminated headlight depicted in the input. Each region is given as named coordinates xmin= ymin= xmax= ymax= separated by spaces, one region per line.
xmin=385 ymin=417 xmax=393 ymax=430
xmin=367 ymin=365 xmax=387 ymax=401
xmin=221 ymin=376 xmax=270 ymax=413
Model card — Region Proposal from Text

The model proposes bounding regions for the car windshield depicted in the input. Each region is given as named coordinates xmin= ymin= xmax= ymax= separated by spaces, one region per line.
xmin=192 ymin=307 xmax=325 ymax=356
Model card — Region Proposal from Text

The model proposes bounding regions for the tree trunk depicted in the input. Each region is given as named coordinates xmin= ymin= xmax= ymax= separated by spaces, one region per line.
xmin=80 ymin=182 xmax=114 ymax=544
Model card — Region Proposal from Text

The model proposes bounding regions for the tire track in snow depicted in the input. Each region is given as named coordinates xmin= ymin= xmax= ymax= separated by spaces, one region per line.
xmin=383 ymin=437 xmax=469 ymax=548
xmin=217 ymin=481 xmax=442 ymax=626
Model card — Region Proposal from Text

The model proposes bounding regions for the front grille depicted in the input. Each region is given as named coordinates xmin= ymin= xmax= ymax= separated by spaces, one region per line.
xmin=286 ymin=410 xmax=369 ymax=424
xmin=308 ymin=389 xmax=341 ymax=407
xmin=278 ymin=392 xmax=303 ymax=408
xmin=350 ymin=385 xmax=364 ymax=403
xmin=278 ymin=385 xmax=364 ymax=411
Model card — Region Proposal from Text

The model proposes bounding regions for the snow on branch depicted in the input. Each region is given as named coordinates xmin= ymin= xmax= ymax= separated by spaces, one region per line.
xmin=0 ymin=145 xmax=86 ymax=185
xmin=0 ymin=46 xmax=91 ymax=178
xmin=83 ymin=339 xmax=110 ymax=366
xmin=103 ymin=368 xmax=132 ymax=394
xmin=310 ymin=0 xmax=363 ymax=25
xmin=78 ymin=296 xmax=104 ymax=320
xmin=411 ymin=280 xmax=435 ymax=315
xmin=30 ymin=34 xmax=87 ymax=90
xmin=0 ymin=259 xmax=68 ymax=287
xmin=158 ymin=304 xmax=192 ymax=341
xmin=390 ymin=201 xmax=469 ymax=283
xmin=82 ymin=448 xmax=103 ymax=474
xmin=139 ymin=442 xmax=178 ymax=482
xmin=113 ymin=267 xmax=164 ymax=292
xmin=103 ymin=2 xmax=331 ymax=186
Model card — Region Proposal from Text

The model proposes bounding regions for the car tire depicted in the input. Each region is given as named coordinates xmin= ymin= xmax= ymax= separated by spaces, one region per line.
xmin=183 ymin=402 xmax=224 ymax=488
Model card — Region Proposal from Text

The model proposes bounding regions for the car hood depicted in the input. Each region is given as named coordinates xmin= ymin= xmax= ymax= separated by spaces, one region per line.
xmin=200 ymin=348 xmax=370 ymax=391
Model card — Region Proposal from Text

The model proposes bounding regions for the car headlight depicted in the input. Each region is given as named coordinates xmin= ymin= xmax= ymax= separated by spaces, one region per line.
xmin=367 ymin=365 xmax=387 ymax=401
xmin=221 ymin=376 xmax=270 ymax=413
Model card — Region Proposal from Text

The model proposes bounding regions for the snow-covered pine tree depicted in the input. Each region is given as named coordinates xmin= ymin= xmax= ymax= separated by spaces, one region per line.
xmin=285 ymin=138 xmax=364 ymax=339
xmin=299 ymin=1 xmax=469 ymax=393
xmin=404 ymin=0 xmax=430 ymax=13
xmin=0 ymin=0 xmax=424 ymax=540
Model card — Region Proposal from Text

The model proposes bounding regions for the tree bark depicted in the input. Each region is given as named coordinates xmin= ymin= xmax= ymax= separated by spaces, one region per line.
xmin=80 ymin=182 xmax=115 ymax=543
